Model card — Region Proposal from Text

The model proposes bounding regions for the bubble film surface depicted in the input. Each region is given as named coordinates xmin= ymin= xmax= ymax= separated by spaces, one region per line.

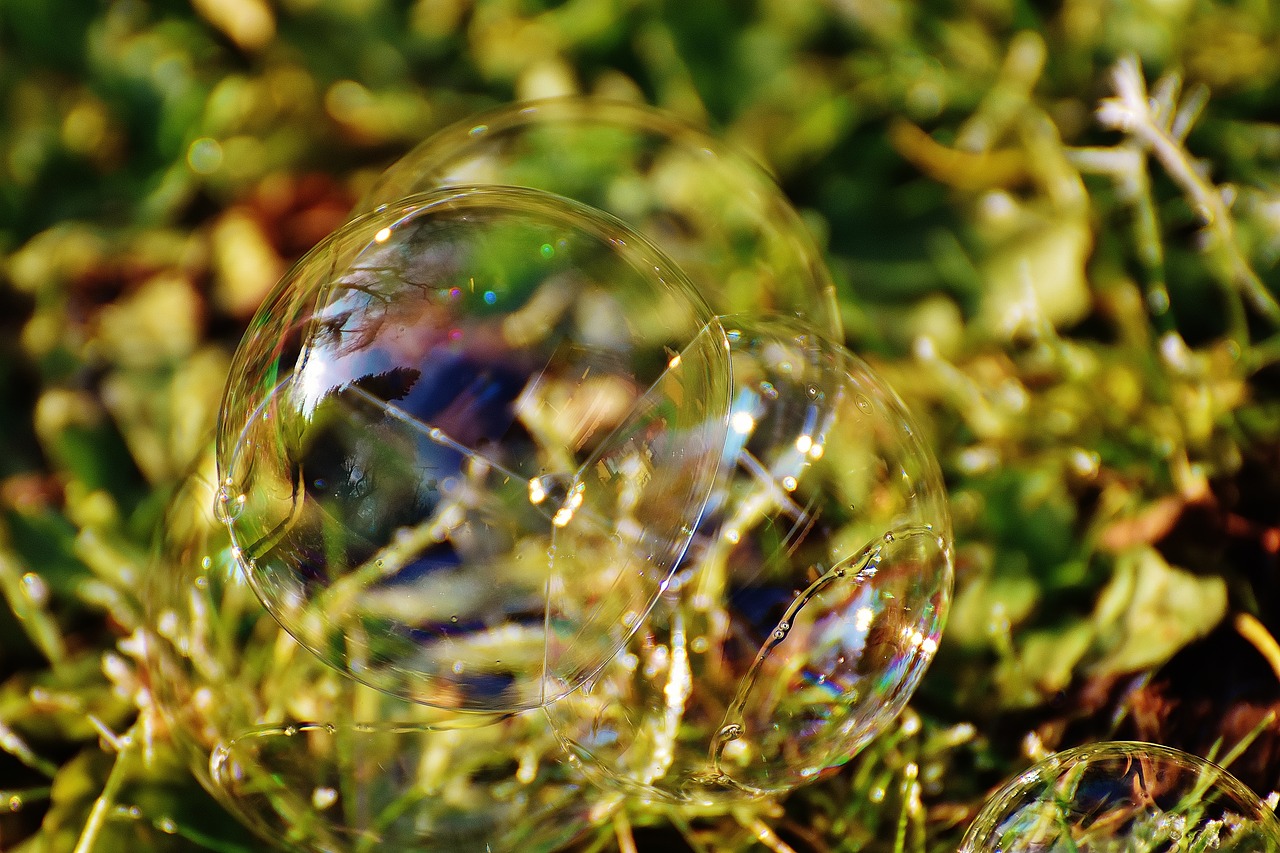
xmin=359 ymin=98 xmax=840 ymax=335
xmin=145 ymin=467 xmax=595 ymax=853
xmin=960 ymin=742 xmax=1280 ymax=852
xmin=545 ymin=316 xmax=953 ymax=804
xmin=215 ymin=186 xmax=731 ymax=712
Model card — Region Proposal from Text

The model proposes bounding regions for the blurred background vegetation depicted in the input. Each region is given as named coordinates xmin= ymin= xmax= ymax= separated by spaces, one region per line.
xmin=4 ymin=0 xmax=1280 ymax=850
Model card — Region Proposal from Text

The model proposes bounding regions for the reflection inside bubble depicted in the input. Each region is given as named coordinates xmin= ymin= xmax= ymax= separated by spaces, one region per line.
xmin=961 ymin=742 xmax=1280 ymax=852
xmin=216 ymin=187 xmax=731 ymax=713
xmin=545 ymin=317 xmax=953 ymax=805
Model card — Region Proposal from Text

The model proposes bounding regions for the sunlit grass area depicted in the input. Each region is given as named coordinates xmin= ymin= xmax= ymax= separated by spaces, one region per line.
xmin=4 ymin=1 xmax=1280 ymax=851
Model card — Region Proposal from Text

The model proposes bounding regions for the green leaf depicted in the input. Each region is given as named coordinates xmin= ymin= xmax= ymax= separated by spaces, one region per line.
xmin=1089 ymin=547 xmax=1228 ymax=677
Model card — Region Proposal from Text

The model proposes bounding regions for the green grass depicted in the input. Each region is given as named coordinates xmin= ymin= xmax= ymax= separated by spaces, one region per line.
xmin=5 ymin=0 xmax=1280 ymax=850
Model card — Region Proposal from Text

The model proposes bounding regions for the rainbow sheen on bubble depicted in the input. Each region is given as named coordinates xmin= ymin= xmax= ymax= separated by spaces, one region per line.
xmin=961 ymin=742 xmax=1280 ymax=853
xmin=215 ymin=186 xmax=731 ymax=712
xmin=545 ymin=316 xmax=953 ymax=804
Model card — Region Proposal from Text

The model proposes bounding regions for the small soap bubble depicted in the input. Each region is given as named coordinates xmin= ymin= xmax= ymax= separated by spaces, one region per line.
xmin=547 ymin=316 xmax=952 ymax=804
xmin=718 ymin=724 xmax=744 ymax=742
xmin=212 ymin=482 xmax=244 ymax=524
xmin=961 ymin=742 xmax=1280 ymax=852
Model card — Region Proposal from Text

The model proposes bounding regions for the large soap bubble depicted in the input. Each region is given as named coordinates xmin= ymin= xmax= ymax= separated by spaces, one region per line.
xmin=961 ymin=742 xmax=1280 ymax=852
xmin=145 ymin=466 xmax=595 ymax=853
xmin=215 ymin=185 xmax=731 ymax=712
xmin=545 ymin=316 xmax=953 ymax=804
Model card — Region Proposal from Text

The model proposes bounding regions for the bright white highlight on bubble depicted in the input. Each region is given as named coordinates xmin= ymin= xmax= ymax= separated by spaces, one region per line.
xmin=731 ymin=411 xmax=756 ymax=435
xmin=527 ymin=478 xmax=547 ymax=504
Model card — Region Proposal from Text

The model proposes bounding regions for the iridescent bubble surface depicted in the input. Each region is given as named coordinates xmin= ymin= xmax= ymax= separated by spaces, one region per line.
xmin=358 ymin=99 xmax=840 ymax=336
xmin=215 ymin=186 xmax=731 ymax=712
xmin=961 ymin=742 xmax=1280 ymax=852
xmin=545 ymin=316 xmax=953 ymax=804
xmin=145 ymin=467 xmax=595 ymax=853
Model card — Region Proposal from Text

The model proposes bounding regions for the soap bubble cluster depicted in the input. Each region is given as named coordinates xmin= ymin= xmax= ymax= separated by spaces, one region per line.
xmin=145 ymin=99 xmax=954 ymax=851
xmin=961 ymin=742 xmax=1280 ymax=852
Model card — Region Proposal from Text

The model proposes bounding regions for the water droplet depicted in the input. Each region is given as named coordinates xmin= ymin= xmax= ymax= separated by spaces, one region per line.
xmin=1147 ymin=288 xmax=1170 ymax=315
xmin=157 ymin=817 xmax=178 ymax=834
xmin=528 ymin=473 xmax=571 ymax=505
xmin=9 ymin=796 xmax=22 ymax=812
xmin=213 ymin=482 xmax=244 ymax=524
xmin=718 ymin=723 xmax=743 ymax=743
xmin=284 ymin=726 xmax=297 ymax=736
xmin=20 ymin=572 xmax=48 ymax=606
xmin=856 ymin=395 xmax=873 ymax=415
xmin=312 ymin=786 xmax=338 ymax=810
xmin=450 ymin=615 xmax=459 ymax=623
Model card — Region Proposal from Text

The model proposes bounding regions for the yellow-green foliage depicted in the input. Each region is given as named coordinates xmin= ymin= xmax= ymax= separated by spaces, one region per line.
xmin=4 ymin=1 xmax=1280 ymax=851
